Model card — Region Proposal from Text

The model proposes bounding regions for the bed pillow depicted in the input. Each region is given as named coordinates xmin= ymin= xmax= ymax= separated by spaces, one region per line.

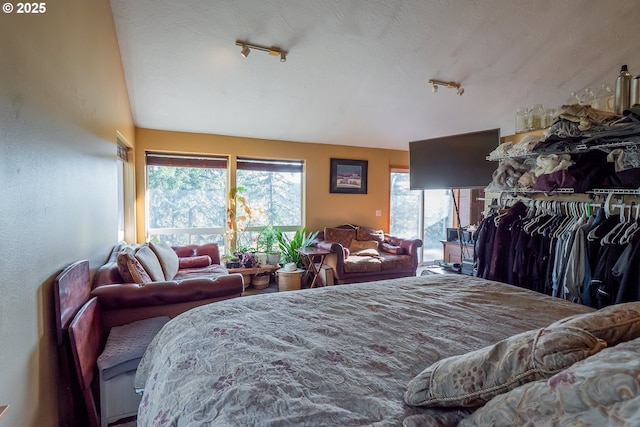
xmin=134 ymin=245 xmax=166 ymax=282
xmin=117 ymin=248 xmax=152 ymax=285
xmin=548 ymin=301 xmax=640 ymax=346
xmin=404 ymin=326 xmax=606 ymax=408
xmin=324 ymin=227 xmax=356 ymax=248
xmin=459 ymin=336 xmax=640 ymax=426
xmin=349 ymin=240 xmax=380 ymax=256
xmin=150 ymin=241 xmax=180 ymax=280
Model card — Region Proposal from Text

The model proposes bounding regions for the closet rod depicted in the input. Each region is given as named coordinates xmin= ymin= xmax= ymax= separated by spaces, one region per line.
xmin=481 ymin=199 xmax=632 ymax=210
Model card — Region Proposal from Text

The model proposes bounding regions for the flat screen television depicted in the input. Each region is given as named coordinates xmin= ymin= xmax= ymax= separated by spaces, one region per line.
xmin=409 ymin=128 xmax=500 ymax=190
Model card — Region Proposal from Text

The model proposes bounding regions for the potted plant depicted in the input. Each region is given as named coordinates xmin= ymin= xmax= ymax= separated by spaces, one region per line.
xmin=257 ymin=225 xmax=281 ymax=265
xmin=222 ymin=254 xmax=240 ymax=269
xmin=275 ymin=227 xmax=319 ymax=267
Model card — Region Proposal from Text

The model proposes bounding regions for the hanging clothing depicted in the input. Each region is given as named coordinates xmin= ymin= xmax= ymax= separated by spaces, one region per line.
xmin=488 ymin=202 xmax=527 ymax=283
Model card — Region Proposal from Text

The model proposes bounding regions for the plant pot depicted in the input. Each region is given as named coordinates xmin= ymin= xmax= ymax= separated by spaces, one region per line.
xmin=252 ymin=274 xmax=270 ymax=289
xmin=276 ymin=268 xmax=303 ymax=291
xmin=266 ymin=252 xmax=281 ymax=265
xmin=255 ymin=252 xmax=268 ymax=267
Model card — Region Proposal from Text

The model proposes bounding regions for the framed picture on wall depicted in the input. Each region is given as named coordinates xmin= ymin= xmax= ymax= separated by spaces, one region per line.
xmin=329 ymin=158 xmax=368 ymax=194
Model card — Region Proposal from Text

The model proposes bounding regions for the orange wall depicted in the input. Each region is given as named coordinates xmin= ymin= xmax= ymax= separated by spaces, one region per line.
xmin=0 ymin=1 xmax=134 ymax=425
xmin=135 ymin=128 xmax=409 ymax=242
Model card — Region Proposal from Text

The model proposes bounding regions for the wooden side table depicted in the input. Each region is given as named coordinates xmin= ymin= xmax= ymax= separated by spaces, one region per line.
xmin=297 ymin=247 xmax=331 ymax=288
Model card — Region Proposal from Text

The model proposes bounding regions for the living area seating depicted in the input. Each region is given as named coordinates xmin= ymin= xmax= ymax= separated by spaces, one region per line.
xmin=91 ymin=242 xmax=244 ymax=328
xmin=314 ymin=224 xmax=422 ymax=284
xmin=55 ymin=242 xmax=241 ymax=426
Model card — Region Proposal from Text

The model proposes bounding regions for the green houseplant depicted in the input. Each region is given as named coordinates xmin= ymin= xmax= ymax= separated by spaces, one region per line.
xmin=257 ymin=225 xmax=281 ymax=265
xmin=275 ymin=227 xmax=319 ymax=267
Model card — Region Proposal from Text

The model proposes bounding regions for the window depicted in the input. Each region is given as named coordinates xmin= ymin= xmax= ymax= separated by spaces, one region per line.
xmin=116 ymin=139 xmax=132 ymax=242
xmin=146 ymin=153 xmax=227 ymax=247
xmin=390 ymin=171 xmax=453 ymax=264
xmin=235 ymin=157 xmax=304 ymax=248
xmin=117 ymin=157 xmax=125 ymax=242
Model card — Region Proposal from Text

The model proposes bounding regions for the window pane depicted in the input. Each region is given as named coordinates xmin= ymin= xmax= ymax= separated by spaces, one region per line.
xmin=423 ymin=189 xmax=452 ymax=263
xmin=389 ymin=171 xmax=453 ymax=265
xmin=117 ymin=159 xmax=125 ymax=242
xmin=147 ymin=157 xmax=227 ymax=246
xmin=236 ymin=163 xmax=303 ymax=229
xmin=390 ymin=172 xmax=421 ymax=239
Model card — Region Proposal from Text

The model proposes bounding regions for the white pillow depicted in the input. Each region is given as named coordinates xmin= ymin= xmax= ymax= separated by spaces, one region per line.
xmin=135 ymin=245 xmax=165 ymax=282
xmin=150 ymin=241 xmax=180 ymax=280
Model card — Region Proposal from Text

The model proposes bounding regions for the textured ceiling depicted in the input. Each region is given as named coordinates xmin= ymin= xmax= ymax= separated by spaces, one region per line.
xmin=110 ymin=0 xmax=640 ymax=151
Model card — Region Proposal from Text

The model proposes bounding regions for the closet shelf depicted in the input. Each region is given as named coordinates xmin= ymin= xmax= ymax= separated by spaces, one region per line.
xmin=488 ymin=188 xmax=640 ymax=197
xmin=588 ymin=188 xmax=640 ymax=195
xmin=487 ymin=139 xmax=640 ymax=161
xmin=486 ymin=188 xmax=575 ymax=195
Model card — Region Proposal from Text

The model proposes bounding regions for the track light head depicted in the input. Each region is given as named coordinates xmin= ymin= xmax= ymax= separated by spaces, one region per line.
xmin=236 ymin=40 xmax=287 ymax=63
xmin=428 ymin=79 xmax=464 ymax=96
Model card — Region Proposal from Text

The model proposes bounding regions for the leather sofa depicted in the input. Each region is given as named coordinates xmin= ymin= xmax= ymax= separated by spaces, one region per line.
xmin=314 ymin=224 xmax=423 ymax=284
xmin=91 ymin=242 xmax=244 ymax=329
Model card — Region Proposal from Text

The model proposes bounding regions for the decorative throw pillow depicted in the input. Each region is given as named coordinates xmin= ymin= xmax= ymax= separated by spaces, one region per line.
xmin=178 ymin=255 xmax=212 ymax=269
xmin=349 ymin=239 xmax=380 ymax=256
xmin=116 ymin=248 xmax=152 ymax=285
xmin=134 ymin=245 xmax=166 ymax=282
xmin=149 ymin=241 xmax=180 ymax=280
xmin=459 ymin=336 xmax=640 ymax=426
xmin=404 ymin=326 xmax=606 ymax=408
xmin=381 ymin=242 xmax=406 ymax=255
xmin=324 ymin=227 xmax=357 ymax=248
xmin=548 ymin=301 xmax=640 ymax=346
xmin=356 ymin=226 xmax=385 ymax=242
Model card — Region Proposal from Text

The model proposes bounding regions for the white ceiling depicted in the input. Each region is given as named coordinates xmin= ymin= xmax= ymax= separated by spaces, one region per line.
xmin=110 ymin=0 xmax=640 ymax=151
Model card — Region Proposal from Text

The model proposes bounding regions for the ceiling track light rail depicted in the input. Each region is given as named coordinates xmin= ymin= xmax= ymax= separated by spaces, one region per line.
xmin=428 ymin=79 xmax=464 ymax=96
xmin=236 ymin=40 xmax=287 ymax=62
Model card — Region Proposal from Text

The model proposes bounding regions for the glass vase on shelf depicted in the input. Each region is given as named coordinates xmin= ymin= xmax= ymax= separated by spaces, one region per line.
xmin=578 ymin=88 xmax=594 ymax=106
xmin=523 ymin=108 xmax=531 ymax=131
xmin=530 ymin=104 xmax=544 ymax=130
xmin=515 ymin=108 xmax=527 ymax=133
xmin=542 ymin=108 xmax=557 ymax=129
xmin=594 ymin=84 xmax=614 ymax=112
xmin=566 ymin=92 xmax=579 ymax=105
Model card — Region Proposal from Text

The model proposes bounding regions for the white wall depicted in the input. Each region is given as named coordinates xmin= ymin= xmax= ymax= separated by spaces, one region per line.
xmin=0 ymin=1 xmax=134 ymax=425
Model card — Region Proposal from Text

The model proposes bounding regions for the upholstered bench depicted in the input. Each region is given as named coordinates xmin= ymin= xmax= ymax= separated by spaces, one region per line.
xmin=69 ymin=297 xmax=169 ymax=427
xmin=97 ymin=316 xmax=169 ymax=426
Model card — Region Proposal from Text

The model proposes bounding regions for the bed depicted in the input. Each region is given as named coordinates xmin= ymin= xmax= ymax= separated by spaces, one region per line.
xmin=134 ymin=274 xmax=640 ymax=426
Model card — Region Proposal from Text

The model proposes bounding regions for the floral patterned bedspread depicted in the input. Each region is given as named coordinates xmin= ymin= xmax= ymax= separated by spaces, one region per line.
xmin=135 ymin=275 xmax=592 ymax=426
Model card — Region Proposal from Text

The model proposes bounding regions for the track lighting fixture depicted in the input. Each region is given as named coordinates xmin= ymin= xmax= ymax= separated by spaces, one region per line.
xmin=236 ymin=40 xmax=288 ymax=62
xmin=428 ymin=79 xmax=464 ymax=96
